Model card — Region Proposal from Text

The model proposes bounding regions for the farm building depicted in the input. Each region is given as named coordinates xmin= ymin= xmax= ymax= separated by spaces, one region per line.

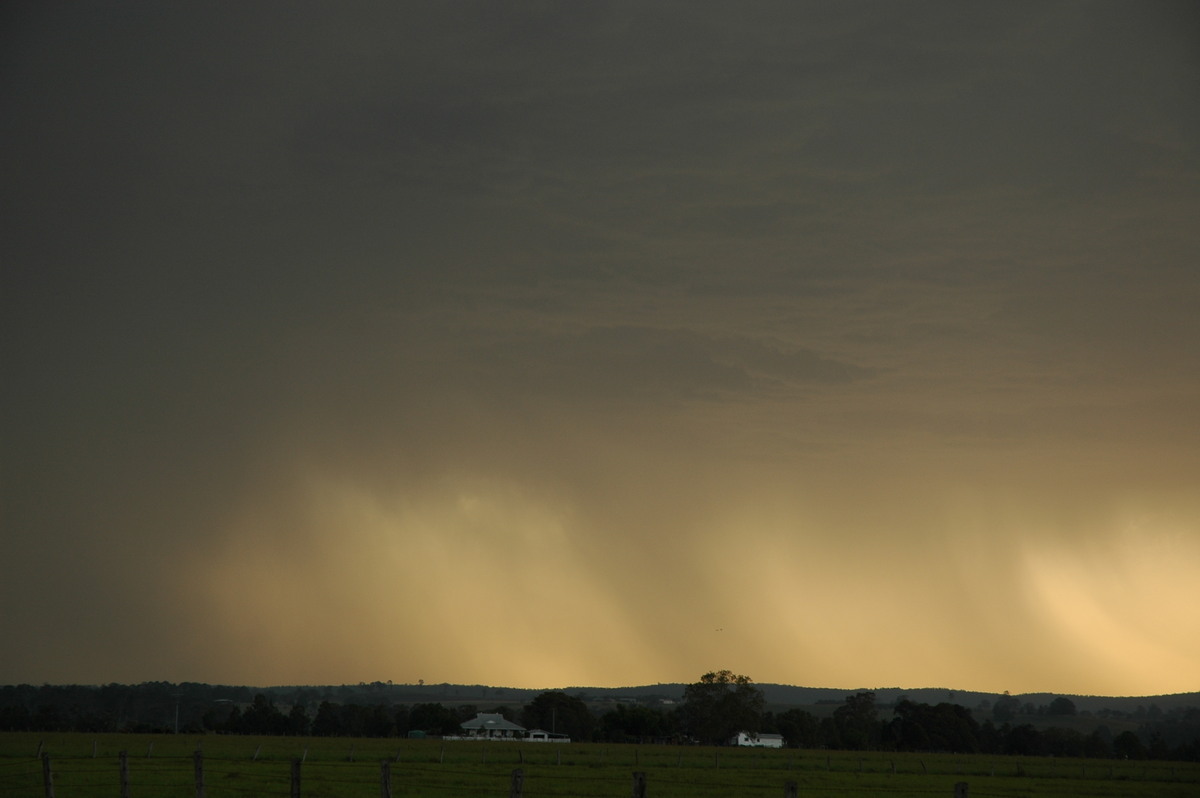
xmin=526 ymin=729 xmax=571 ymax=743
xmin=729 ymin=731 xmax=784 ymax=748
xmin=459 ymin=712 xmax=526 ymax=739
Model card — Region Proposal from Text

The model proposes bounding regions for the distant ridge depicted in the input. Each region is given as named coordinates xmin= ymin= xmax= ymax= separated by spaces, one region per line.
xmin=312 ymin=682 xmax=1200 ymax=714
xmin=578 ymin=684 xmax=1199 ymax=712
xmin=7 ymin=681 xmax=1196 ymax=714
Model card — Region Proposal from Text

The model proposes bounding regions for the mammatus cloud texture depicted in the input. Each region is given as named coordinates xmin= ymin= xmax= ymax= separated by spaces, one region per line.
xmin=3 ymin=1 xmax=1198 ymax=695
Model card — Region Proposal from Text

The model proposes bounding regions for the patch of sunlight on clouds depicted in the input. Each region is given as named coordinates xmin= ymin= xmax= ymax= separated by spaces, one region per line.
xmin=192 ymin=473 xmax=653 ymax=687
xmin=692 ymin=504 xmax=977 ymax=691
xmin=1020 ymin=519 xmax=1200 ymax=695
xmin=696 ymin=493 xmax=1200 ymax=695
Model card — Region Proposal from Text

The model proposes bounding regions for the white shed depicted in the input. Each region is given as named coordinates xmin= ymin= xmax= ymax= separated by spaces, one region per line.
xmin=729 ymin=731 xmax=784 ymax=748
xmin=526 ymin=729 xmax=571 ymax=743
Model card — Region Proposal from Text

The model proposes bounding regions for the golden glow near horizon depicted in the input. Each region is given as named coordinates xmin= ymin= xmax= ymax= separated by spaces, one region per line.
xmin=172 ymin=453 xmax=1200 ymax=696
xmin=3 ymin=3 xmax=1198 ymax=697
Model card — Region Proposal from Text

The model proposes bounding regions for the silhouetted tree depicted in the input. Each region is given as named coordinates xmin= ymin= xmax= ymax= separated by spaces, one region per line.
xmin=394 ymin=705 xmax=411 ymax=736
xmin=598 ymin=703 xmax=672 ymax=743
xmin=1005 ymin=724 xmax=1042 ymax=756
xmin=339 ymin=703 xmax=369 ymax=736
xmin=1148 ymin=732 xmax=1170 ymax=760
xmin=222 ymin=706 xmax=243 ymax=734
xmin=0 ymin=705 xmax=31 ymax=731
xmin=287 ymin=704 xmax=310 ymax=735
xmin=410 ymin=702 xmax=460 ymax=735
xmin=1084 ymin=725 xmax=1113 ymax=758
xmin=1041 ymin=726 xmax=1085 ymax=757
xmin=681 ymin=670 xmax=764 ymax=745
xmin=1047 ymin=697 xmax=1077 ymax=716
xmin=364 ymin=704 xmax=395 ymax=737
xmin=772 ymin=708 xmax=821 ymax=749
xmin=240 ymin=694 xmax=287 ymax=735
xmin=522 ymin=691 xmax=595 ymax=741
xmin=312 ymin=701 xmax=341 ymax=736
xmin=833 ymin=692 xmax=879 ymax=750
xmin=977 ymin=720 xmax=1004 ymax=754
xmin=992 ymin=695 xmax=1020 ymax=723
xmin=1113 ymin=730 xmax=1147 ymax=759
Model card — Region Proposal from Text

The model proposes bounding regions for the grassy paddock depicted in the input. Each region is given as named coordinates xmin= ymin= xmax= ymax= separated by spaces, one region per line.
xmin=2 ymin=732 xmax=1198 ymax=797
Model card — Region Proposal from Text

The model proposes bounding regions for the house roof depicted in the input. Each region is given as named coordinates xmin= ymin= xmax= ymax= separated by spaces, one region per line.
xmin=460 ymin=713 xmax=526 ymax=732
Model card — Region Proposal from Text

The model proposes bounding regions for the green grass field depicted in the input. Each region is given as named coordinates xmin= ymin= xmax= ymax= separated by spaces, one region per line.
xmin=2 ymin=732 xmax=1197 ymax=797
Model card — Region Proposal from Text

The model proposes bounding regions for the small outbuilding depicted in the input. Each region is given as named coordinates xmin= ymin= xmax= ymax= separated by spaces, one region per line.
xmin=526 ymin=729 xmax=571 ymax=743
xmin=729 ymin=731 xmax=784 ymax=748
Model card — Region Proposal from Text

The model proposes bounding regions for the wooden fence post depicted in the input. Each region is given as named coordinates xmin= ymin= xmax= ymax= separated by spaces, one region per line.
xmin=119 ymin=751 xmax=130 ymax=798
xmin=380 ymin=760 xmax=392 ymax=798
xmin=631 ymin=771 xmax=646 ymax=798
xmin=290 ymin=758 xmax=301 ymax=798
xmin=510 ymin=767 xmax=524 ymax=798
xmin=41 ymin=753 xmax=54 ymax=798
xmin=194 ymin=749 xmax=205 ymax=798
xmin=954 ymin=782 xmax=969 ymax=797
xmin=784 ymin=780 xmax=798 ymax=798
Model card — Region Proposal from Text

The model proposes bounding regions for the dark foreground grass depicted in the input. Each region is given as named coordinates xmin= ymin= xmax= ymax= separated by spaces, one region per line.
xmin=2 ymin=732 xmax=1197 ymax=797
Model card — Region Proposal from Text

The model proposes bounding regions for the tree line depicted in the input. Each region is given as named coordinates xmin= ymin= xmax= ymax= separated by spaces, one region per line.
xmin=2 ymin=675 xmax=1197 ymax=762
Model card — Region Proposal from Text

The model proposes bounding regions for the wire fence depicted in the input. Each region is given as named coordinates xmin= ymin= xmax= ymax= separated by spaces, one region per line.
xmin=2 ymin=742 xmax=1197 ymax=798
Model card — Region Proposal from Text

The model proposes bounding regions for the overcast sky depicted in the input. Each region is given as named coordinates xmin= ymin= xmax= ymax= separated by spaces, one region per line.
xmin=3 ymin=1 xmax=1198 ymax=696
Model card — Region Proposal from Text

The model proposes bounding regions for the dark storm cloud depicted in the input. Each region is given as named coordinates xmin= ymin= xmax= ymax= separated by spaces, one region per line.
xmin=463 ymin=326 xmax=877 ymax=404
xmin=2 ymin=1 xmax=1198 ymax=690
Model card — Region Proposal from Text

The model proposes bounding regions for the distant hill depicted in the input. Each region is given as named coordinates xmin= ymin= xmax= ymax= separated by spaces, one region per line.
xmin=333 ymin=681 xmax=1200 ymax=716
xmin=751 ymin=685 xmax=1200 ymax=714
xmin=4 ymin=680 xmax=1196 ymax=716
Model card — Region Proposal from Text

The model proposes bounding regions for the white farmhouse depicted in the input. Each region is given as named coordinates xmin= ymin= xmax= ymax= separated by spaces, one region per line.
xmin=459 ymin=712 xmax=526 ymax=739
